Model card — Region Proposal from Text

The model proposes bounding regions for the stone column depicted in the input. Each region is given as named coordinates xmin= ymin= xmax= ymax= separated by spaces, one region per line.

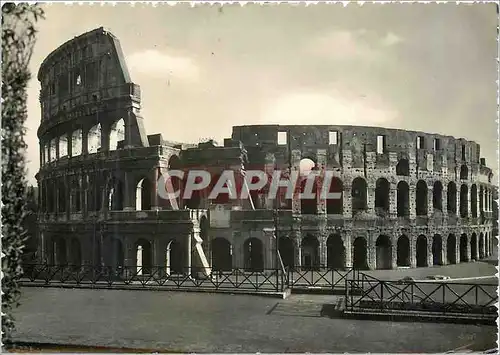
xmin=427 ymin=235 xmax=433 ymax=266
xmin=123 ymin=172 xmax=134 ymax=211
xmin=442 ymin=186 xmax=448 ymax=215
xmin=391 ymin=234 xmax=398 ymax=269
xmin=367 ymin=233 xmax=376 ymax=270
xmin=389 ymin=184 xmax=398 ymax=218
xmin=410 ymin=236 xmax=417 ymax=268
xmin=291 ymin=149 xmax=302 ymax=214
xmin=343 ymin=184 xmax=352 ymax=218
xmin=319 ymin=234 xmax=327 ymax=268
xmin=343 ymin=233 xmax=352 ymax=268
xmin=409 ymin=185 xmax=417 ymax=219
xmin=441 ymin=237 xmax=448 ymax=265
xmin=367 ymin=180 xmax=375 ymax=216
xmin=151 ymin=168 xmax=159 ymax=210
xmin=294 ymin=231 xmax=302 ymax=269
xmin=316 ymin=149 xmax=327 ymax=215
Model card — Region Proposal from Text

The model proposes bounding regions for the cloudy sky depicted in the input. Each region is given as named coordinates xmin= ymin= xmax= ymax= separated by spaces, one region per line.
xmin=25 ymin=2 xmax=498 ymax=185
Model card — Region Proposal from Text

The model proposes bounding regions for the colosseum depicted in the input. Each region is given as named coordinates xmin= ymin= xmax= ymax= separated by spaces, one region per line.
xmin=35 ymin=27 xmax=497 ymax=276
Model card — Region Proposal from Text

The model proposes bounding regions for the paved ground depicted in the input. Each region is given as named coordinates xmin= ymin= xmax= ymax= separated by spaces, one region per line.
xmin=11 ymin=287 xmax=497 ymax=353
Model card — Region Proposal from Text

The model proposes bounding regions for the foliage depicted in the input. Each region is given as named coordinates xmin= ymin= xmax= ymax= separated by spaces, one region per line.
xmin=1 ymin=2 xmax=44 ymax=342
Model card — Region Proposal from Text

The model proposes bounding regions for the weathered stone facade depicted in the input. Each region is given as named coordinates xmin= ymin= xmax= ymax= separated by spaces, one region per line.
xmin=36 ymin=28 xmax=497 ymax=274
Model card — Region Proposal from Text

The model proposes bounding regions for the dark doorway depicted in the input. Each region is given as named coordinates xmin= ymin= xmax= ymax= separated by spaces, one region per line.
xmin=212 ymin=237 xmax=232 ymax=272
xmin=447 ymin=234 xmax=456 ymax=264
xmin=375 ymin=235 xmax=392 ymax=270
xmin=397 ymin=235 xmax=410 ymax=267
xmin=301 ymin=235 xmax=320 ymax=270
xmin=432 ymin=235 xmax=443 ymax=265
xmin=353 ymin=237 xmax=368 ymax=270
xmin=326 ymin=234 xmax=345 ymax=269
xmin=278 ymin=236 xmax=295 ymax=269
xmin=416 ymin=235 xmax=428 ymax=267
xmin=243 ymin=238 xmax=264 ymax=271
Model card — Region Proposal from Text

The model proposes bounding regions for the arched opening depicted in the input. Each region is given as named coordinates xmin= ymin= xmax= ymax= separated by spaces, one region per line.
xmin=87 ymin=123 xmax=102 ymax=154
xmin=326 ymin=177 xmax=343 ymax=215
xmin=375 ymin=235 xmax=392 ymax=270
xmin=396 ymin=235 xmax=410 ymax=267
xmin=447 ymin=182 xmax=457 ymax=214
xmin=479 ymin=233 xmax=485 ymax=259
xmin=432 ymin=235 xmax=443 ymax=265
xmin=49 ymin=138 xmax=57 ymax=161
xmin=396 ymin=159 xmax=410 ymax=176
xmin=299 ymin=158 xmax=316 ymax=176
xmin=108 ymin=178 xmax=124 ymax=211
xmin=447 ymin=234 xmax=457 ymax=264
xmin=300 ymin=177 xmax=318 ymax=215
xmin=58 ymin=135 xmax=68 ymax=158
xmin=479 ymin=186 xmax=484 ymax=214
xmin=243 ymin=238 xmax=264 ymax=272
xmin=58 ymin=179 xmax=67 ymax=213
xmin=135 ymin=238 xmax=152 ymax=275
xmin=471 ymin=184 xmax=478 ymax=218
xmin=353 ymin=237 xmax=368 ymax=270
xmin=470 ymin=233 xmax=478 ymax=260
xmin=351 ymin=177 xmax=367 ymax=216
xmin=397 ymin=181 xmax=410 ymax=217
xmin=164 ymin=155 xmax=183 ymax=209
xmin=460 ymin=165 xmax=468 ymax=180
xmin=460 ymin=184 xmax=468 ymax=218
xmin=184 ymin=175 xmax=202 ymax=209
xmin=301 ymin=234 xmax=320 ymax=270
xmin=70 ymin=238 xmax=81 ymax=267
xmin=374 ymin=178 xmax=390 ymax=217
xmin=459 ymin=234 xmax=468 ymax=262
xmin=166 ymin=239 xmax=184 ymax=274
xmin=73 ymin=176 xmax=82 ymax=212
xmin=54 ymin=238 xmax=67 ymax=266
xmin=416 ymin=180 xmax=428 ymax=216
xmin=109 ymin=118 xmax=125 ymax=151
xmin=211 ymin=238 xmax=232 ymax=272
xmin=71 ymin=129 xmax=83 ymax=157
xmin=416 ymin=235 xmax=428 ymax=267
xmin=433 ymin=181 xmax=443 ymax=211
xmin=278 ymin=236 xmax=295 ymax=269
xmin=136 ymin=178 xmax=152 ymax=211
xmin=111 ymin=238 xmax=124 ymax=269
xmin=326 ymin=234 xmax=345 ymax=269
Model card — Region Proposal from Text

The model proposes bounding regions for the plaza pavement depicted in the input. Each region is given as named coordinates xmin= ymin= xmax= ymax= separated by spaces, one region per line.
xmin=11 ymin=285 xmax=498 ymax=353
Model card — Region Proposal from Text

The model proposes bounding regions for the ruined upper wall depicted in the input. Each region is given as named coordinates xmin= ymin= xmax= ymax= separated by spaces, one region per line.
xmin=232 ymin=124 xmax=494 ymax=181
xmin=37 ymin=27 xmax=142 ymax=138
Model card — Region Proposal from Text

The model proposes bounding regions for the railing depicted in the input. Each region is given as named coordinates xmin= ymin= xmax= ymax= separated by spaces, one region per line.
xmin=21 ymin=264 xmax=288 ymax=293
xmin=345 ymin=277 xmax=498 ymax=318
xmin=286 ymin=266 xmax=362 ymax=291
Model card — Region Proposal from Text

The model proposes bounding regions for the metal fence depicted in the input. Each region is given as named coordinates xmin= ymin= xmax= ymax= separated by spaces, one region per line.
xmin=345 ymin=277 xmax=498 ymax=318
xmin=21 ymin=264 xmax=289 ymax=293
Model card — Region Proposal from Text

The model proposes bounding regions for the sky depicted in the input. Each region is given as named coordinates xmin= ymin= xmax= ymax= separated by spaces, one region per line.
xmin=25 ymin=2 xmax=498 ymax=185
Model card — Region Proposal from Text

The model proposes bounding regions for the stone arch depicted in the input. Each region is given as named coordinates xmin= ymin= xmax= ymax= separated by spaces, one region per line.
xmin=375 ymin=235 xmax=392 ymax=270
xmin=479 ymin=233 xmax=485 ymax=258
xmin=135 ymin=238 xmax=153 ymax=275
xmin=396 ymin=159 xmax=410 ymax=176
xmin=351 ymin=177 xmax=368 ymax=215
xmin=71 ymin=129 xmax=83 ymax=156
xmin=301 ymin=234 xmax=320 ymax=270
xmin=397 ymin=181 xmax=410 ymax=217
xmin=243 ymin=237 xmax=264 ymax=271
xmin=166 ymin=239 xmax=184 ymax=274
xmin=70 ymin=237 xmax=81 ymax=267
xmin=109 ymin=118 xmax=125 ymax=151
xmin=108 ymin=177 xmax=124 ymax=211
xmin=447 ymin=234 xmax=457 ymax=264
xmin=299 ymin=158 xmax=316 ymax=176
xmin=326 ymin=177 xmax=343 ymax=215
xmin=353 ymin=237 xmax=368 ymax=270
xmin=396 ymin=235 xmax=410 ymax=267
xmin=416 ymin=180 xmax=428 ymax=216
xmin=470 ymin=233 xmax=478 ymax=260
xmin=460 ymin=184 xmax=468 ymax=218
xmin=212 ymin=238 xmax=232 ymax=272
xmin=447 ymin=182 xmax=457 ymax=214
xmin=53 ymin=237 xmax=67 ymax=266
xmin=460 ymin=165 xmax=468 ymax=180
xmin=375 ymin=178 xmax=390 ymax=216
xmin=459 ymin=234 xmax=468 ymax=262
xmin=416 ymin=235 xmax=428 ymax=267
xmin=136 ymin=177 xmax=152 ymax=211
xmin=87 ymin=123 xmax=102 ymax=154
xmin=471 ymin=184 xmax=478 ymax=218
xmin=433 ymin=181 xmax=443 ymax=211
xmin=326 ymin=234 xmax=345 ymax=269
xmin=432 ymin=234 xmax=443 ymax=265
xmin=278 ymin=236 xmax=295 ymax=269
